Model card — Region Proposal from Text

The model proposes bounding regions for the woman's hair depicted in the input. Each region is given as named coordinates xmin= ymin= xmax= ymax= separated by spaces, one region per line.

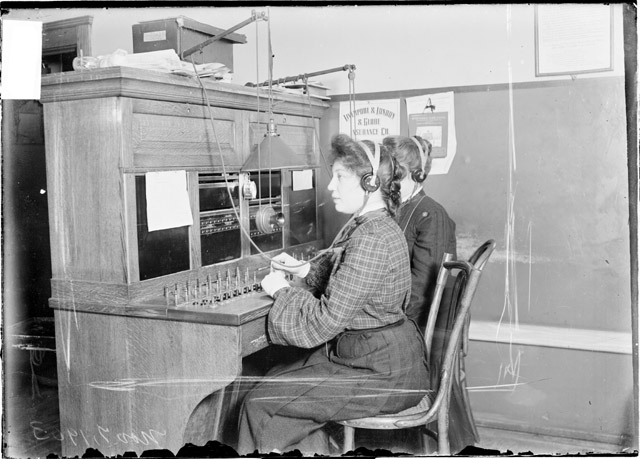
xmin=330 ymin=134 xmax=403 ymax=215
xmin=382 ymin=135 xmax=433 ymax=180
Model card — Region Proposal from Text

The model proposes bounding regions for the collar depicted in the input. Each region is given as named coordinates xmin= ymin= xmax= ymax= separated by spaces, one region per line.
xmin=400 ymin=188 xmax=426 ymax=210
xmin=354 ymin=208 xmax=389 ymax=224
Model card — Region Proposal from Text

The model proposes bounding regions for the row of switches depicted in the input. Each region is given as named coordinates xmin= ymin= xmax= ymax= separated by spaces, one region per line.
xmin=163 ymin=267 xmax=264 ymax=308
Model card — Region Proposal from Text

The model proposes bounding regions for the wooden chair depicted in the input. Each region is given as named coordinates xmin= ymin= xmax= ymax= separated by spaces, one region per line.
xmin=337 ymin=240 xmax=496 ymax=455
xmin=457 ymin=239 xmax=497 ymax=441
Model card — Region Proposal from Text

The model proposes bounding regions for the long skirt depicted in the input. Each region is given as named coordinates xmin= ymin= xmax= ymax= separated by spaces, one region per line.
xmin=237 ymin=318 xmax=430 ymax=455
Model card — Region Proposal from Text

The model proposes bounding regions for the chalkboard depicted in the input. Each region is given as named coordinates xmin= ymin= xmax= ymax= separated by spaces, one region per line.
xmin=321 ymin=76 xmax=633 ymax=444
xmin=325 ymin=76 xmax=631 ymax=333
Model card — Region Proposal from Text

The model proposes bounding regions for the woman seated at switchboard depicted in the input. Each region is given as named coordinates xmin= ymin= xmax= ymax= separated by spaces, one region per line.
xmin=236 ymin=134 xmax=430 ymax=455
xmin=384 ymin=134 xmax=475 ymax=452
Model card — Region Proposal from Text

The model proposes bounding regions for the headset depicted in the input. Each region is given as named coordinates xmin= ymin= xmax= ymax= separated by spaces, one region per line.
xmin=357 ymin=140 xmax=381 ymax=192
xmin=410 ymin=136 xmax=428 ymax=183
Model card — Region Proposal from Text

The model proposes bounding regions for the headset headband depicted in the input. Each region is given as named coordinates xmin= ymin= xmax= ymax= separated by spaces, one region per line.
xmin=411 ymin=136 xmax=427 ymax=170
xmin=357 ymin=140 xmax=380 ymax=187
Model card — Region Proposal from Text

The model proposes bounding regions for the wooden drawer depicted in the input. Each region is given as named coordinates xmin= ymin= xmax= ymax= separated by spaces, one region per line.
xmin=241 ymin=315 xmax=269 ymax=357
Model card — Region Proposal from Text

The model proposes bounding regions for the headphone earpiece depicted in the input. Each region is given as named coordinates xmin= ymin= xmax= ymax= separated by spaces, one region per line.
xmin=360 ymin=173 xmax=381 ymax=193
xmin=410 ymin=136 xmax=428 ymax=183
xmin=411 ymin=169 xmax=427 ymax=183
xmin=357 ymin=141 xmax=381 ymax=192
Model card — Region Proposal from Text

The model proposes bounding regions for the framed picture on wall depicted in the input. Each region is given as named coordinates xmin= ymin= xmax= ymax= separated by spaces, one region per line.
xmin=409 ymin=112 xmax=448 ymax=159
xmin=535 ymin=4 xmax=613 ymax=76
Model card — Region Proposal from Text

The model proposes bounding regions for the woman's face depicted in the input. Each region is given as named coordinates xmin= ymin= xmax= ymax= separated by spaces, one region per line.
xmin=327 ymin=160 xmax=366 ymax=214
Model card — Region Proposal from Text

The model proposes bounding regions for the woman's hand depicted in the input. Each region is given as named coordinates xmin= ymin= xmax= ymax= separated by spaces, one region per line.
xmin=261 ymin=270 xmax=290 ymax=297
xmin=271 ymin=252 xmax=311 ymax=278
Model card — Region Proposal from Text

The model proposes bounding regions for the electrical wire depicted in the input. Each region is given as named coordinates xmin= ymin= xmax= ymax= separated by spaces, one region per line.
xmin=254 ymin=15 xmax=263 ymax=212
xmin=302 ymin=76 xmax=333 ymax=179
xmin=267 ymin=9 xmax=274 ymax=210
xmin=348 ymin=67 xmax=357 ymax=139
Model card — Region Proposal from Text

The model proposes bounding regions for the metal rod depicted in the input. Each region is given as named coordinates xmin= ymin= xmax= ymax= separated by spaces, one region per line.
xmin=246 ymin=64 xmax=356 ymax=88
xmin=181 ymin=10 xmax=268 ymax=59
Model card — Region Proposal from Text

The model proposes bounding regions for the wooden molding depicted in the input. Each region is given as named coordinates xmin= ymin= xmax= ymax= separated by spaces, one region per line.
xmin=470 ymin=319 xmax=633 ymax=355
xmin=40 ymin=67 xmax=329 ymax=118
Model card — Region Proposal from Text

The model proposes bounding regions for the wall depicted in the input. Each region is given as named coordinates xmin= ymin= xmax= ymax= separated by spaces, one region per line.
xmin=319 ymin=74 xmax=634 ymax=446
xmin=4 ymin=4 xmax=626 ymax=93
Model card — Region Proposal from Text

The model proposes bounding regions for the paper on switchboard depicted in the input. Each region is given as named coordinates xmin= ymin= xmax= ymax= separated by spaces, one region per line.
xmin=145 ymin=170 xmax=193 ymax=232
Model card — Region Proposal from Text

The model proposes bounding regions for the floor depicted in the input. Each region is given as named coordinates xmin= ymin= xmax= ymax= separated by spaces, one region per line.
xmin=3 ymin=348 xmax=633 ymax=458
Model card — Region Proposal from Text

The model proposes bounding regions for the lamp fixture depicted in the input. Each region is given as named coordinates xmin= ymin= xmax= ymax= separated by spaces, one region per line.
xmin=242 ymin=118 xmax=313 ymax=171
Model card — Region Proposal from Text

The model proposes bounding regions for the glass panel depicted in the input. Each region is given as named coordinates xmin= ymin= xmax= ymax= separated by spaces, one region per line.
xmin=135 ymin=176 xmax=190 ymax=280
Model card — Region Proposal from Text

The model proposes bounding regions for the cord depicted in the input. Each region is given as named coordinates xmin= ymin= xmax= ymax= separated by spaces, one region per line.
xmin=348 ymin=68 xmax=357 ymax=139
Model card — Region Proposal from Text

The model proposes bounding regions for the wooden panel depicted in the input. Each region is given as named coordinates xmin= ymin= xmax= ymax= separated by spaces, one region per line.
xmin=132 ymin=112 xmax=238 ymax=168
xmin=50 ymin=279 xmax=130 ymax=306
xmin=55 ymin=309 xmax=241 ymax=457
xmin=43 ymin=98 xmax=131 ymax=284
xmin=124 ymin=173 xmax=140 ymax=283
xmin=240 ymin=316 xmax=269 ymax=357
xmin=43 ymin=16 xmax=92 ymax=53
xmin=470 ymin=320 xmax=633 ymax=355
xmin=468 ymin=340 xmax=634 ymax=445
xmin=188 ymin=171 xmax=201 ymax=269
xmin=40 ymin=67 xmax=329 ymax=118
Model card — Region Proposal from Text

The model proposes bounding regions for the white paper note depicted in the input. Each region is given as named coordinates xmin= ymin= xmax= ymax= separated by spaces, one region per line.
xmin=145 ymin=170 xmax=193 ymax=232
xmin=292 ymin=170 xmax=313 ymax=191
xmin=1 ymin=20 xmax=43 ymax=100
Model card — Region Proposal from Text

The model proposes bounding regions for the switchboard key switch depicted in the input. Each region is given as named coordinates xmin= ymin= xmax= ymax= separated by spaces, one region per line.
xmin=174 ymin=283 xmax=180 ymax=306
xmin=164 ymin=286 xmax=170 ymax=305
xmin=207 ymin=274 xmax=212 ymax=294
xmin=196 ymin=279 xmax=201 ymax=298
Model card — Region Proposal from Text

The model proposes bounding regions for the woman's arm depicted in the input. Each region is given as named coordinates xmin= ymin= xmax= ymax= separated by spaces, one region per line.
xmin=268 ymin=232 xmax=389 ymax=348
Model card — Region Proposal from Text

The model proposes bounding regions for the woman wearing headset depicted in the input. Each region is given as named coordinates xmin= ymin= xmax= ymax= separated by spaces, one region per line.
xmin=237 ymin=134 xmax=430 ymax=455
xmin=384 ymin=135 xmax=475 ymax=453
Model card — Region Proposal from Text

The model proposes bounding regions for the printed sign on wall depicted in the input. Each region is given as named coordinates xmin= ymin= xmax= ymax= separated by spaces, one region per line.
xmin=406 ymin=91 xmax=457 ymax=175
xmin=339 ymin=99 xmax=401 ymax=144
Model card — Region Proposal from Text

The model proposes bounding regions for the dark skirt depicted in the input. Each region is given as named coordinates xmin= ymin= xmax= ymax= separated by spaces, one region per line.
xmin=237 ymin=319 xmax=430 ymax=455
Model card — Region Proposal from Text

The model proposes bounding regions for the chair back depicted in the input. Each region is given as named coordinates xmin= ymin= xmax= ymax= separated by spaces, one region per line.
xmin=424 ymin=252 xmax=454 ymax=358
xmin=468 ymin=239 xmax=496 ymax=270
xmin=432 ymin=240 xmax=495 ymax=414
xmin=460 ymin=239 xmax=496 ymax=357
xmin=399 ymin=241 xmax=495 ymax=428
xmin=423 ymin=238 xmax=496 ymax=360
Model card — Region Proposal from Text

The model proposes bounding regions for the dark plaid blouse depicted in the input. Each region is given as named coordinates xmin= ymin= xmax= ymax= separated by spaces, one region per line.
xmin=268 ymin=209 xmax=411 ymax=348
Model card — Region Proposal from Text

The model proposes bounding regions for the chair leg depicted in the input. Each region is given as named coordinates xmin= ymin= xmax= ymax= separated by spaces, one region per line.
xmin=343 ymin=425 xmax=355 ymax=454
xmin=459 ymin=352 xmax=480 ymax=441
xmin=437 ymin=400 xmax=451 ymax=455
xmin=421 ymin=427 xmax=438 ymax=455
